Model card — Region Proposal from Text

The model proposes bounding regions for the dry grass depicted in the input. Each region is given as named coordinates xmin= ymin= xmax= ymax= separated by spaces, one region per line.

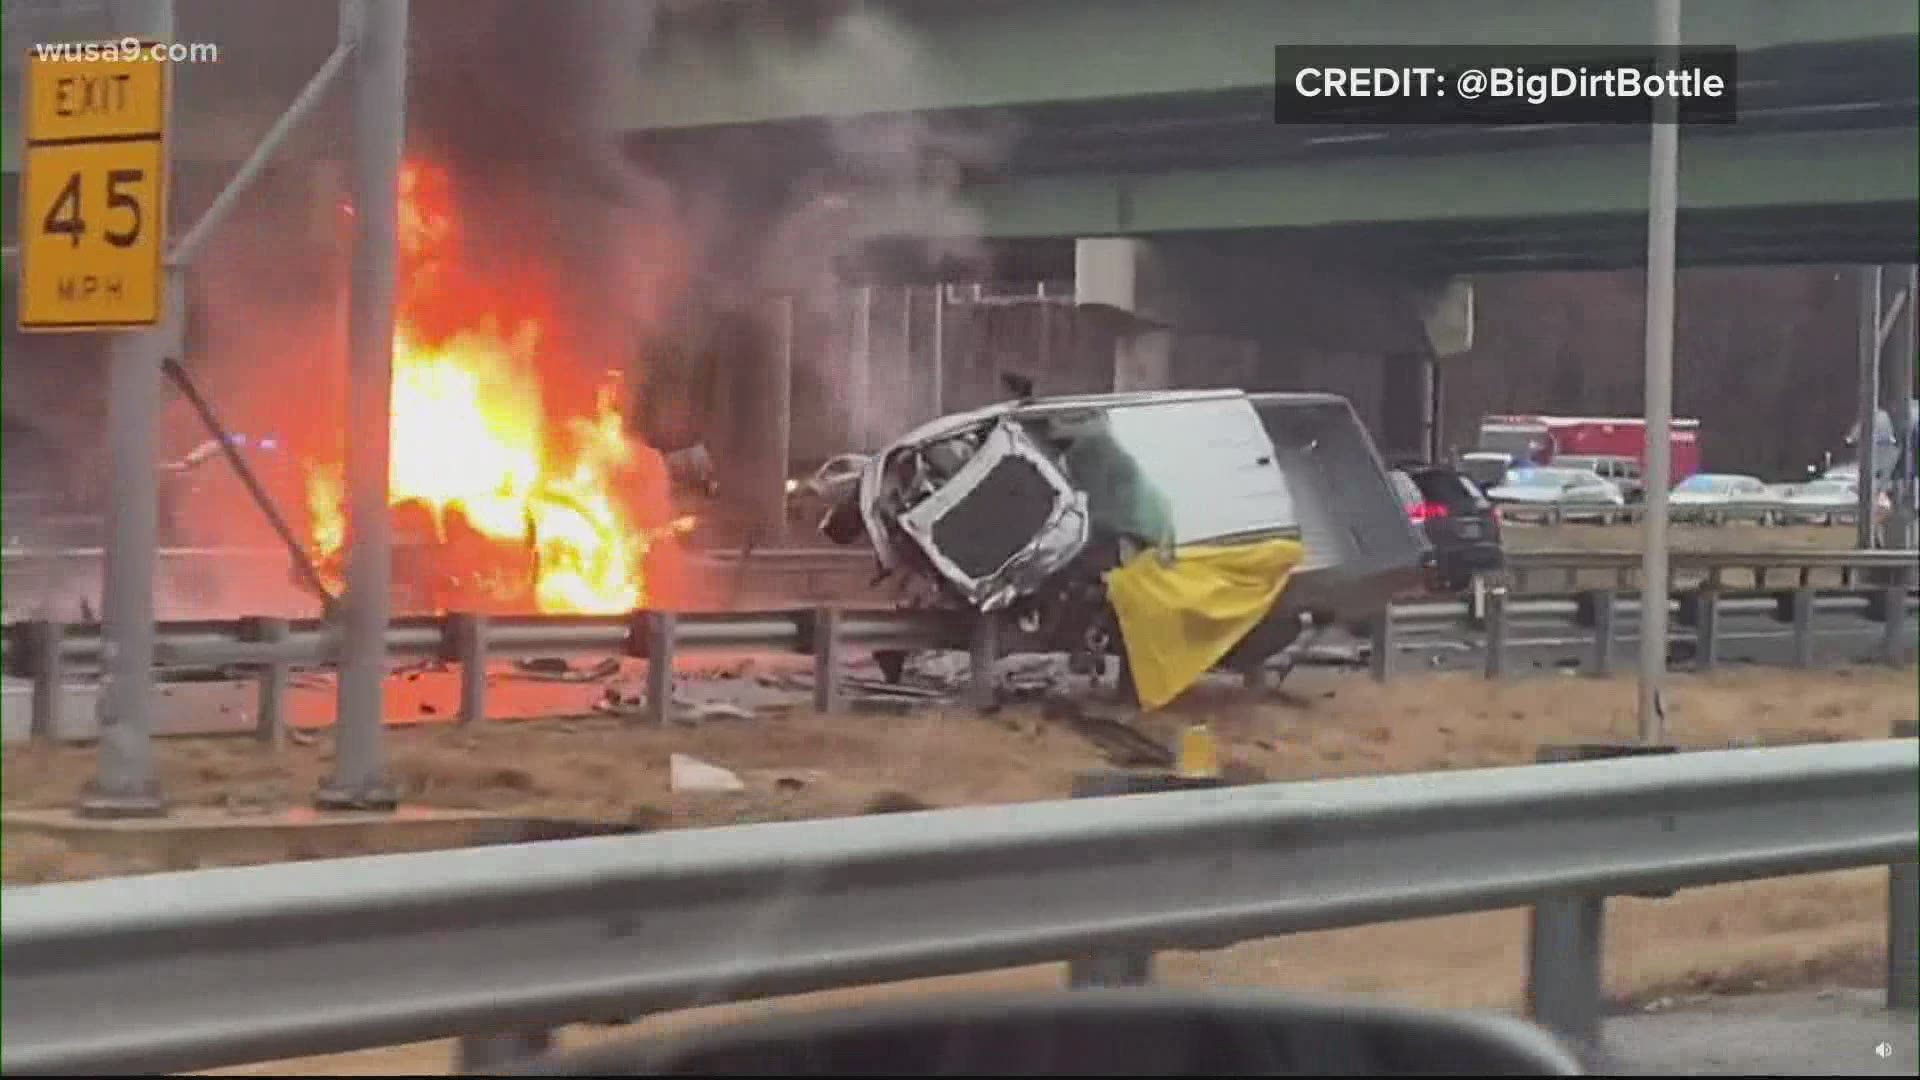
xmin=6 ymin=666 xmax=1911 ymax=884
xmin=6 ymin=666 xmax=1911 ymax=1076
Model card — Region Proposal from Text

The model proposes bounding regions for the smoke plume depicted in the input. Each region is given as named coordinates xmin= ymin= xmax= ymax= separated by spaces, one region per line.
xmin=123 ymin=0 xmax=999 ymax=612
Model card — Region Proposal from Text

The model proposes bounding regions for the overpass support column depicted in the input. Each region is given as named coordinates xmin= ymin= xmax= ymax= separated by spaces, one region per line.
xmin=1075 ymin=238 xmax=1176 ymax=391
xmin=1071 ymin=238 xmax=1459 ymax=456
xmin=1379 ymin=349 xmax=1437 ymax=462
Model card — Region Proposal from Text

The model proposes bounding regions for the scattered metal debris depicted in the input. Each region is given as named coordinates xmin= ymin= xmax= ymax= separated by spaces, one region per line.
xmin=679 ymin=700 xmax=756 ymax=724
xmin=507 ymin=656 xmax=621 ymax=683
xmin=594 ymin=683 xmax=645 ymax=717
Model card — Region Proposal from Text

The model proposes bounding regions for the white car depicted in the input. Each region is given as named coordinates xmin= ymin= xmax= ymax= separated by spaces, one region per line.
xmin=1486 ymin=466 xmax=1628 ymax=524
xmin=1669 ymin=473 xmax=1775 ymax=525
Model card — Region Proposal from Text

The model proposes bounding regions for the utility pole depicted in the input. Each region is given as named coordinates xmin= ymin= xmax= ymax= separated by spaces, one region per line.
xmin=1636 ymin=0 xmax=1680 ymax=746
xmin=81 ymin=0 xmax=174 ymax=818
xmin=1856 ymin=268 xmax=1883 ymax=550
xmin=319 ymin=0 xmax=408 ymax=809
xmin=1890 ymin=266 xmax=1917 ymax=550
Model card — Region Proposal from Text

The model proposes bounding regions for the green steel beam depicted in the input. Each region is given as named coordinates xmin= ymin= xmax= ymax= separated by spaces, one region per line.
xmin=906 ymin=128 xmax=1919 ymax=241
xmin=624 ymin=0 xmax=1919 ymax=129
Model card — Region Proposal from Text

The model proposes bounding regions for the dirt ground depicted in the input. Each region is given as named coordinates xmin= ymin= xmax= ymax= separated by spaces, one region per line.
xmin=6 ymin=665 xmax=1912 ymax=1075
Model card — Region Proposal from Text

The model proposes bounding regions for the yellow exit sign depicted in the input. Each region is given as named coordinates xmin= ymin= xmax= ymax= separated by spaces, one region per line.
xmin=18 ymin=42 xmax=170 ymax=332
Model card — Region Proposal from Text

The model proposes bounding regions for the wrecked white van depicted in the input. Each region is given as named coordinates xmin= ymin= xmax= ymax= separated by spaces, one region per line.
xmin=820 ymin=389 xmax=1425 ymax=704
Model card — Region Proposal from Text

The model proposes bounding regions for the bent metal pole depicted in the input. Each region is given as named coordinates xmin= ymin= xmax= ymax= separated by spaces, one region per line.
xmin=81 ymin=0 xmax=175 ymax=818
xmin=1637 ymin=0 xmax=1681 ymax=746
xmin=320 ymin=0 xmax=409 ymax=810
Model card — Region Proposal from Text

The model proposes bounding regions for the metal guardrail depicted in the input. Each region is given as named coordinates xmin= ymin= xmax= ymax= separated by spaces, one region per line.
xmin=1503 ymin=548 xmax=1918 ymax=591
xmin=2 ymin=739 xmax=1913 ymax=1074
xmin=4 ymin=582 xmax=1915 ymax=741
xmin=1493 ymin=501 xmax=1894 ymax=528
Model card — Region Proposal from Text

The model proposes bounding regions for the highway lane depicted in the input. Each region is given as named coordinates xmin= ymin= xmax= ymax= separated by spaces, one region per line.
xmin=1603 ymin=989 xmax=1917 ymax=1076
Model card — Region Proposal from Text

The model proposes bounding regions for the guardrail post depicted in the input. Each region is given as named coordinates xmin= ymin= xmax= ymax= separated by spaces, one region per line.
xmin=1876 ymin=586 xmax=1909 ymax=667
xmin=1066 ymin=770 xmax=1228 ymax=988
xmin=1893 ymin=719 xmax=1919 ymax=1011
xmin=445 ymin=613 xmax=490 ymax=725
xmin=1528 ymin=893 xmax=1606 ymax=1059
xmin=1368 ymin=609 xmax=1394 ymax=683
xmin=1693 ymin=586 xmax=1721 ymax=671
xmin=967 ymin=613 xmax=999 ymax=711
xmin=644 ymin=611 xmax=677 ymax=726
xmin=1584 ymin=590 xmax=1616 ymax=677
xmin=456 ymin=1029 xmax=553 ymax=1073
xmin=1527 ymin=742 xmax=1677 ymax=1060
xmin=1790 ymin=587 xmax=1817 ymax=669
xmin=1483 ymin=587 xmax=1508 ymax=679
xmin=812 ymin=606 xmax=843 ymax=713
xmin=26 ymin=619 xmax=65 ymax=741
xmin=240 ymin=617 xmax=289 ymax=746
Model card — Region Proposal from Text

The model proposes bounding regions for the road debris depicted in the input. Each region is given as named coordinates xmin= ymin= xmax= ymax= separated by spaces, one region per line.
xmin=508 ymin=657 xmax=621 ymax=683
xmin=862 ymin=790 xmax=934 ymax=814
xmin=680 ymin=700 xmax=756 ymax=724
xmin=1040 ymin=697 xmax=1174 ymax=768
xmin=669 ymin=753 xmax=745 ymax=794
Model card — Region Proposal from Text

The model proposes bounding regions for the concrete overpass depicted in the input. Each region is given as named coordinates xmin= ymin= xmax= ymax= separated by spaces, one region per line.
xmin=618 ymin=0 xmax=1918 ymax=272
xmin=607 ymin=0 xmax=1917 ymax=485
xmin=4 ymin=0 xmax=1913 ymax=270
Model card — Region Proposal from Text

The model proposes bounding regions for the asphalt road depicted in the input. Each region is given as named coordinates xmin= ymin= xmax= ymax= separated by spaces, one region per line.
xmin=1601 ymin=989 xmax=1917 ymax=1075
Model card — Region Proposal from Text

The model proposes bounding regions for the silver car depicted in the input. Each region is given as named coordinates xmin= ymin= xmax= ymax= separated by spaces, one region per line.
xmin=1669 ymin=473 xmax=1776 ymax=525
xmin=1486 ymin=466 xmax=1629 ymax=525
xmin=1552 ymin=454 xmax=1645 ymax=503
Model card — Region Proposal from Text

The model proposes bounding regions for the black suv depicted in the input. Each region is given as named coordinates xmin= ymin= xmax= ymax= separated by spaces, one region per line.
xmin=1389 ymin=461 xmax=1505 ymax=594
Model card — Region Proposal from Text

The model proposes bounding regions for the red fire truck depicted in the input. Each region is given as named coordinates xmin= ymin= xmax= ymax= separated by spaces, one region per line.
xmin=1464 ymin=415 xmax=1702 ymax=489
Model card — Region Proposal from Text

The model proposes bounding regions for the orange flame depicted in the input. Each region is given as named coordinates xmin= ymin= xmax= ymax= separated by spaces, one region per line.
xmin=305 ymin=160 xmax=689 ymax=614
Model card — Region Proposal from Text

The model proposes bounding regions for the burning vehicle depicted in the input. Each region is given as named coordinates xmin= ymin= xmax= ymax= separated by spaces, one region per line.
xmin=819 ymin=389 xmax=1426 ymax=709
xmin=286 ymin=160 xmax=698 ymax=618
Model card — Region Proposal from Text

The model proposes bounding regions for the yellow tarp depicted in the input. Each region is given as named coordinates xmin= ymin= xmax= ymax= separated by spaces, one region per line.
xmin=1104 ymin=537 xmax=1306 ymax=711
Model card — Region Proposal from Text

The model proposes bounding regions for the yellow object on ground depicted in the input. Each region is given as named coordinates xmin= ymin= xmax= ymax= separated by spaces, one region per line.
xmin=1105 ymin=537 xmax=1306 ymax=711
xmin=1176 ymin=723 xmax=1221 ymax=779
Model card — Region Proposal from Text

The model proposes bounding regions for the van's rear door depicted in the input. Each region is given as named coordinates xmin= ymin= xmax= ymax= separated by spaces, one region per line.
xmin=1101 ymin=396 xmax=1296 ymax=545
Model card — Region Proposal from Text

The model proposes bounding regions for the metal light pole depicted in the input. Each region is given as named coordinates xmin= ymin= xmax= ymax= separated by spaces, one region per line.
xmin=80 ymin=0 xmax=175 ymax=818
xmin=319 ymin=0 xmax=408 ymax=809
xmin=1856 ymin=267 xmax=1884 ymax=550
xmin=1892 ymin=266 xmax=1918 ymax=551
xmin=1636 ymin=0 xmax=1681 ymax=746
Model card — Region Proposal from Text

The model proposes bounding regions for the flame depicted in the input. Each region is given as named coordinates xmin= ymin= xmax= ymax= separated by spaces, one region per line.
xmin=305 ymin=160 xmax=688 ymax=615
